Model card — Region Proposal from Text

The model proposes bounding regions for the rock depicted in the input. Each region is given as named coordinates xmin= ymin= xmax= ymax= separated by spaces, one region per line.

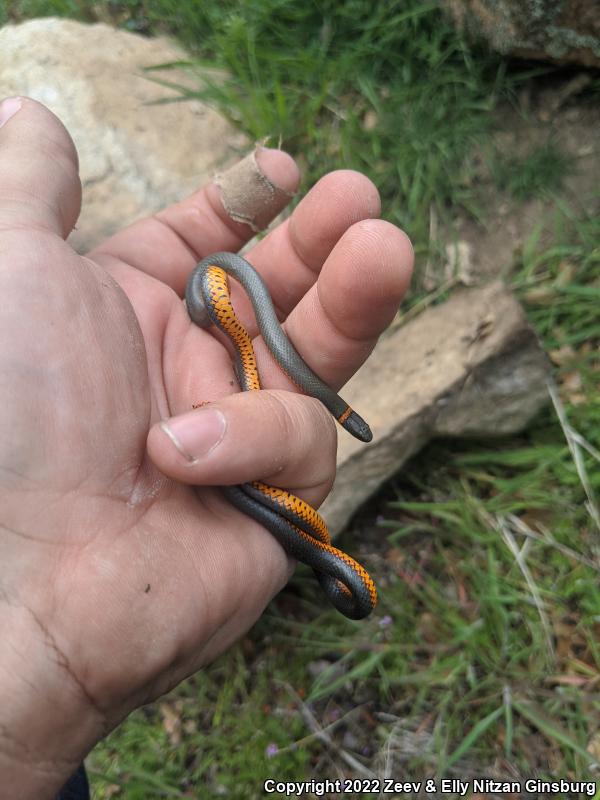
xmin=442 ymin=0 xmax=600 ymax=68
xmin=0 ymin=18 xmax=247 ymax=251
xmin=322 ymin=282 xmax=550 ymax=535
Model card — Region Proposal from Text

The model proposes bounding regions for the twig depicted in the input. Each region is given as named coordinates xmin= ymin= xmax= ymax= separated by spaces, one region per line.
xmin=496 ymin=516 xmax=555 ymax=660
xmin=279 ymin=682 xmax=376 ymax=778
xmin=507 ymin=513 xmax=599 ymax=572
xmin=548 ymin=380 xmax=600 ymax=532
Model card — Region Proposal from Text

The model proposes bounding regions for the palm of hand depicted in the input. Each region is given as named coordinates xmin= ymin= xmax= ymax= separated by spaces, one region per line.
xmin=1 ymin=225 xmax=294 ymax=724
xmin=0 ymin=101 xmax=412 ymax=747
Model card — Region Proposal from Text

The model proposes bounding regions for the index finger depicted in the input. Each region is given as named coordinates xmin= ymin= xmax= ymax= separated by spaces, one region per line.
xmin=89 ymin=147 xmax=300 ymax=293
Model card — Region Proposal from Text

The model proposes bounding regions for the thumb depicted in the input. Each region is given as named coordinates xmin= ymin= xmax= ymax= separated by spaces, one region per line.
xmin=0 ymin=96 xmax=81 ymax=237
xmin=147 ymin=388 xmax=338 ymax=507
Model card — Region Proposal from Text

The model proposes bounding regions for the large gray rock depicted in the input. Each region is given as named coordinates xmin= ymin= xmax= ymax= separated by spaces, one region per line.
xmin=442 ymin=0 xmax=600 ymax=68
xmin=323 ymin=281 xmax=551 ymax=535
xmin=0 ymin=17 xmax=247 ymax=251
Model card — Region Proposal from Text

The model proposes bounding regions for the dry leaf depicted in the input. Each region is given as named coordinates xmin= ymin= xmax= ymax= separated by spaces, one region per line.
xmin=549 ymin=344 xmax=576 ymax=366
xmin=159 ymin=701 xmax=182 ymax=747
xmin=562 ymin=371 xmax=582 ymax=391
xmin=587 ymin=730 xmax=600 ymax=760
xmin=386 ymin=547 xmax=406 ymax=570
xmin=555 ymin=260 xmax=576 ymax=287
xmin=544 ymin=673 xmax=591 ymax=687
xmin=362 ymin=110 xmax=378 ymax=130
xmin=523 ymin=286 xmax=556 ymax=305
xmin=418 ymin=612 xmax=438 ymax=643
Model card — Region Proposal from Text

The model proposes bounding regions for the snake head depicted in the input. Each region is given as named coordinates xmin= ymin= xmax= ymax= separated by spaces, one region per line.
xmin=344 ymin=411 xmax=373 ymax=443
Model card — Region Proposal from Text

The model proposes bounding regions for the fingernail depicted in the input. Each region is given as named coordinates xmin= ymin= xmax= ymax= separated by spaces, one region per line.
xmin=0 ymin=97 xmax=22 ymax=129
xmin=160 ymin=408 xmax=227 ymax=463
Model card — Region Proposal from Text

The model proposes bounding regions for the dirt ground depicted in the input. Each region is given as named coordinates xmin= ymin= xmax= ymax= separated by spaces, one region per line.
xmin=440 ymin=72 xmax=599 ymax=286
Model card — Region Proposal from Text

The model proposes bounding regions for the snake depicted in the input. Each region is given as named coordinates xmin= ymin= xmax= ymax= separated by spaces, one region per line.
xmin=185 ymin=252 xmax=377 ymax=619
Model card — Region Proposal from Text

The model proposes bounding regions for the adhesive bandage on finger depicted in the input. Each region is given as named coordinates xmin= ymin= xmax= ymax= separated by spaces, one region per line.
xmin=215 ymin=148 xmax=296 ymax=233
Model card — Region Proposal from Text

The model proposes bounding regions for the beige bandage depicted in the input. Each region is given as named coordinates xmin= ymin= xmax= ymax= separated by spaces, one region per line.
xmin=215 ymin=148 xmax=296 ymax=233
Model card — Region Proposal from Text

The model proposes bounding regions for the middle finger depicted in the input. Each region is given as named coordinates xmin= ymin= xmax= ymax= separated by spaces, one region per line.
xmin=223 ymin=169 xmax=382 ymax=338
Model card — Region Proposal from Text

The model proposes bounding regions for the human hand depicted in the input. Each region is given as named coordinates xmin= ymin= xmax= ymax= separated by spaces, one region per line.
xmin=0 ymin=97 xmax=413 ymax=798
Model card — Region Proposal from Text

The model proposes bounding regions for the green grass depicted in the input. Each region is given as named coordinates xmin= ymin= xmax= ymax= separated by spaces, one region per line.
xmin=90 ymin=650 xmax=311 ymax=797
xmin=4 ymin=0 xmax=600 ymax=796
xmin=489 ymin=138 xmax=578 ymax=201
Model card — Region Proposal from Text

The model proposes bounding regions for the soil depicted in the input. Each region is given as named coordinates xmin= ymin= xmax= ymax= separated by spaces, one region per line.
xmin=440 ymin=72 xmax=600 ymax=285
